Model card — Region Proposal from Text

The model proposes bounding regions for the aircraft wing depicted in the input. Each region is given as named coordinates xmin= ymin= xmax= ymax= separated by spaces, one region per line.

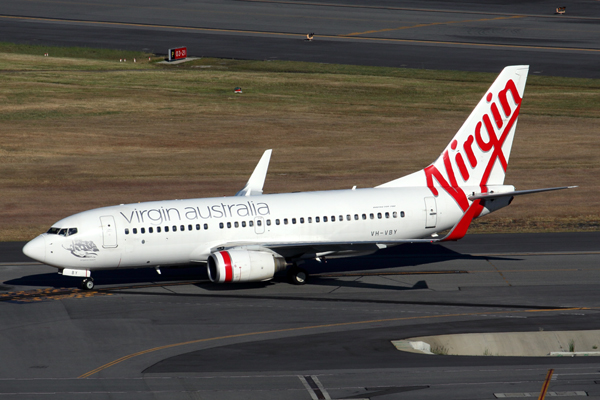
xmin=235 ymin=149 xmax=272 ymax=196
xmin=207 ymin=199 xmax=485 ymax=261
xmin=206 ymin=185 xmax=576 ymax=261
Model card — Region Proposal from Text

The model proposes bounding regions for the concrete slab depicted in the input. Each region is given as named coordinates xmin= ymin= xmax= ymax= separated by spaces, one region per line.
xmin=156 ymin=57 xmax=201 ymax=65
xmin=403 ymin=330 xmax=600 ymax=357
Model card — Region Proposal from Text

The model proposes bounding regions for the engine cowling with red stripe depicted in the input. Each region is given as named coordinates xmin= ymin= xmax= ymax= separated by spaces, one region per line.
xmin=207 ymin=250 xmax=286 ymax=283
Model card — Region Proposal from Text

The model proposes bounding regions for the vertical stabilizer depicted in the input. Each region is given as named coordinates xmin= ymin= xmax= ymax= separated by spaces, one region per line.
xmin=377 ymin=65 xmax=529 ymax=210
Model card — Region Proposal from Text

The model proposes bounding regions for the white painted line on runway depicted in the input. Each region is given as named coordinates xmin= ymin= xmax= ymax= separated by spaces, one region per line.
xmin=494 ymin=391 xmax=587 ymax=398
xmin=299 ymin=375 xmax=331 ymax=400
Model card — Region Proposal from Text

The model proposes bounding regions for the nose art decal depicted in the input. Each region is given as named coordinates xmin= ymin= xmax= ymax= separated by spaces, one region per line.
xmin=63 ymin=240 xmax=100 ymax=258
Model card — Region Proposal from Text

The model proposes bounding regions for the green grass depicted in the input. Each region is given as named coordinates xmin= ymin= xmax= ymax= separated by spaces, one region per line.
xmin=0 ymin=41 xmax=153 ymax=62
xmin=431 ymin=345 xmax=450 ymax=355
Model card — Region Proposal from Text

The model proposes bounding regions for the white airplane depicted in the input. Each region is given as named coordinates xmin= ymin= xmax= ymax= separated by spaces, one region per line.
xmin=23 ymin=65 xmax=573 ymax=290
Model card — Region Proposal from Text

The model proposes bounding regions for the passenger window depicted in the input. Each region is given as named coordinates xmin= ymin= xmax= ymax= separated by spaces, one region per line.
xmin=377 ymin=213 xmax=382 ymax=219
xmin=68 ymin=228 xmax=78 ymax=236
xmin=219 ymin=223 xmax=224 ymax=229
xmin=257 ymin=220 xmax=262 ymax=226
xmin=141 ymin=228 xmax=146 ymax=234
xmin=196 ymin=224 xmax=201 ymax=230
xmin=125 ymin=228 xmax=129 ymax=235
xmin=331 ymin=216 xmax=335 ymax=222
xmin=354 ymin=214 xmax=359 ymax=220
xmin=401 ymin=211 xmax=405 ymax=218
xmin=385 ymin=212 xmax=390 ymax=218
xmin=234 ymin=221 xmax=239 ymax=228
xmin=362 ymin=214 xmax=366 ymax=220
xmin=316 ymin=217 xmax=320 ymax=223
xmin=308 ymin=217 xmax=312 ymax=223
xmin=242 ymin=221 xmax=247 ymax=227
xmin=292 ymin=218 xmax=296 ymax=224
xmin=276 ymin=219 xmax=280 ymax=225
xmin=181 ymin=225 xmax=185 ymax=231
xmin=323 ymin=216 xmax=328 ymax=222
xmin=165 ymin=226 xmax=169 ymax=232
xmin=266 ymin=219 xmax=271 ymax=226
xmin=300 ymin=217 xmax=304 ymax=224
xmin=173 ymin=225 xmax=177 ymax=232
xmin=370 ymin=213 xmax=374 ymax=219
xmin=188 ymin=224 xmax=192 ymax=231
xmin=347 ymin=215 xmax=351 ymax=221
xmin=227 ymin=222 xmax=231 ymax=228
xmin=149 ymin=227 xmax=153 ymax=233
xmin=393 ymin=212 xmax=398 ymax=218
xmin=133 ymin=228 xmax=138 ymax=234
xmin=204 ymin=224 xmax=209 ymax=229
xmin=284 ymin=218 xmax=288 ymax=225
xmin=157 ymin=226 xmax=162 ymax=233
xmin=339 ymin=215 xmax=343 ymax=222
xmin=249 ymin=221 xmax=254 ymax=227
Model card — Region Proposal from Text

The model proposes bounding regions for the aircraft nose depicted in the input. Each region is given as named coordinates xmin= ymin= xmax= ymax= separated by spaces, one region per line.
xmin=23 ymin=236 xmax=46 ymax=263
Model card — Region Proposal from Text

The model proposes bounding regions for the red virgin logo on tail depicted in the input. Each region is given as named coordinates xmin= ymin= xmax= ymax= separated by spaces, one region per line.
xmin=425 ymin=79 xmax=523 ymax=211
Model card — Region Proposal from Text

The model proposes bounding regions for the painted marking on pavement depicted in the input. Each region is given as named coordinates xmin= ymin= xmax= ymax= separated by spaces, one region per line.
xmin=299 ymin=375 xmax=332 ymax=400
xmin=1 ymin=14 xmax=599 ymax=53
xmin=78 ymin=306 xmax=590 ymax=378
xmin=344 ymin=16 xmax=524 ymax=37
xmin=494 ymin=391 xmax=587 ymax=398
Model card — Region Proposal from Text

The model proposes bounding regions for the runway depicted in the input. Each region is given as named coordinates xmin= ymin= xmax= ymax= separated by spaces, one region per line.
xmin=1 ymin=0 xmax=600 ymax=77
xmin=2 ymin=232 xmax=600 ymax=399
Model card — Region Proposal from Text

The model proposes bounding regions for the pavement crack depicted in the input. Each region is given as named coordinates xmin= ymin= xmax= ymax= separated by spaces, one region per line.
xmin=487 ymin=259 xmax=512 ymax=286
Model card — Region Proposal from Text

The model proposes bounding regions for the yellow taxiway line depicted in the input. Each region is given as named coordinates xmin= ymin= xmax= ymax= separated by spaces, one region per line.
xmin=1 ymin=14 xmax=599 ymax=53
xmin=79 ymin=306 xmax=590 ymax=378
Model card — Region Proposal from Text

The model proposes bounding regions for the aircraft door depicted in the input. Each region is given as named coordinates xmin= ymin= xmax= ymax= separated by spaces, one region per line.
xmin=100 ymin=215 xmax=118 ymax=248
xmin=424 ymin=197 xmax=437 ymax=228
xmin=254 ymin=216 xmax=265 ymax=234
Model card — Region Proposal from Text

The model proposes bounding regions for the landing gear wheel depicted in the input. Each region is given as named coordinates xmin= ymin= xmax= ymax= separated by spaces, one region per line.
xmin=81 ymin=278 xmax=94 ymax=291
xmin=288 ymin=266 xmax=308 ymax=285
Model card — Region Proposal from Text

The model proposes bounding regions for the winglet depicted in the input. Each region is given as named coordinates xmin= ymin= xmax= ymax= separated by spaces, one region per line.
xmin=440 ymin=199 xmax=484 ymax=242
xmin=235 ymin=149 xmax=272 ymax=196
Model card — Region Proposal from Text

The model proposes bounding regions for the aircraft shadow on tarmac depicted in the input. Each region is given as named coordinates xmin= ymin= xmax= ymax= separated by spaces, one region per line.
xmin=7 ymin=243 xmax=518 ymax=290
xmin=4 ymin=266 xmax=208 ymax=289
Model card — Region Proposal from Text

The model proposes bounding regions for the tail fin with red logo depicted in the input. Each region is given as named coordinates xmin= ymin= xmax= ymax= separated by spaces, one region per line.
xmin=377 ymin=65 xmax=529 ymax=211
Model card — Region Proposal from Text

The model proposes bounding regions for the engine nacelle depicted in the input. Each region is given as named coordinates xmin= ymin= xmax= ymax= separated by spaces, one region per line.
xmin=207 ymin=249 xmax=287 ymax=283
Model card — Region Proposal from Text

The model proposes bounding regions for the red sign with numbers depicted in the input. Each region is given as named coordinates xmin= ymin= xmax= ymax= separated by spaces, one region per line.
xmin=168 ymin=47 xmax=187 ymax=61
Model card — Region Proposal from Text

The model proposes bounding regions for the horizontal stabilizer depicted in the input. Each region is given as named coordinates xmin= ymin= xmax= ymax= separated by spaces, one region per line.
xmin=235 ymin=149 xmax=272 ymax=197
xmin=468 ymin=186 xmax=577 ymax=201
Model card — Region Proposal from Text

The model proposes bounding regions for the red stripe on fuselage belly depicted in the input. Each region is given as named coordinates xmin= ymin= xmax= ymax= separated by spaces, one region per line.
xmin=221 ymin=251 xmax=233 ymax=282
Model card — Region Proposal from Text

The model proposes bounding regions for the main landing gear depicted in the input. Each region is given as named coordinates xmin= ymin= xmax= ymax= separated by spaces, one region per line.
xmin=287 ymin=265 xmax=308 ymax=285
xmin=80 ymin=278 xmax=95 ymax=291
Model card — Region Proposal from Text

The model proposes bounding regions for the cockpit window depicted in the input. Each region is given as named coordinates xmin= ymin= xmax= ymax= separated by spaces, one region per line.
xmin=48 ymin=227 xmax=78 ymax=236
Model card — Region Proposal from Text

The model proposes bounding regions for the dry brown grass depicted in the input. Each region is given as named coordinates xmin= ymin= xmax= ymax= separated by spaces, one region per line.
xmin=1 ymin=53 xmax=599 ymax=241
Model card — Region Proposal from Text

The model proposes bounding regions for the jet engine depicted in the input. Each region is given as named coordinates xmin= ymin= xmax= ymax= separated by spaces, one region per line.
xmin=207 ymin=249 xmax=287 ymax=283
